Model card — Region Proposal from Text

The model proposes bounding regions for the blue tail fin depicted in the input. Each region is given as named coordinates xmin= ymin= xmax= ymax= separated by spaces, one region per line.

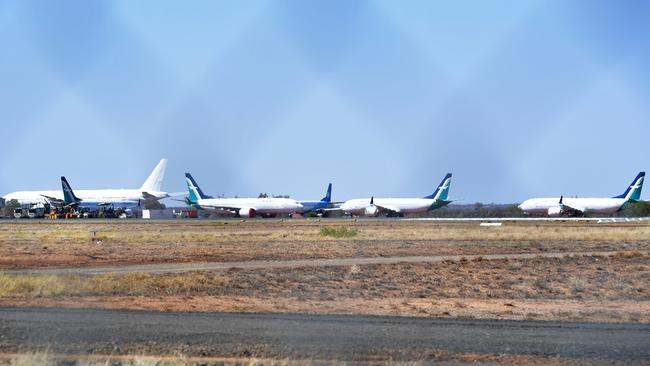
xmin=60 ymin=177 xmax=81 ymax=204
xmin=321 ymin=183 xmax=332 ymax=203
xmin=424 ymin=173 xmax=452 ymax=200
xmin=184 ymin=173 xmax=211 ymax=204
xmin=613 ymin=172 xmax=645 ymax=201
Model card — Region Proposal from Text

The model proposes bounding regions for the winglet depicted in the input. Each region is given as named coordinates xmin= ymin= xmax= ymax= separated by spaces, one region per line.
xmin=370 ymin=196 xmax=374 ymax=205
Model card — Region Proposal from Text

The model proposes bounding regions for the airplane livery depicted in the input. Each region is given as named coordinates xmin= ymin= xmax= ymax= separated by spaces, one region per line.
xmin=2 ymin=159 xmax=170 ymax=207
xmin=185 ymin=173 xmax=303 ymax=217
xmin=299 ymin=183 xmax=333 ymax=214
xmin=338 ymin=173 xmax=453 ymax=217
xmin=518 ymin=172 xmax=645 ymax=216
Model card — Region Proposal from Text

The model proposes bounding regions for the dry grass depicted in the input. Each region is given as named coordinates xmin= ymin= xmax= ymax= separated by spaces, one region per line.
xmin=1 ymin=255 xmax=647 ymax=305
xmin=2 ymin=221 xmax=650 ymax=270
xmin=0 ymin=272 xmax=227 ymax=298
xmin=2 ymin=220 xmax=650 ymax=246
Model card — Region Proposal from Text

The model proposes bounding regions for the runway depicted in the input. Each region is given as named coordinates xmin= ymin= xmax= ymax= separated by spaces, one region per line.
xmin=0 ymin=307 xmax=648 ymax=361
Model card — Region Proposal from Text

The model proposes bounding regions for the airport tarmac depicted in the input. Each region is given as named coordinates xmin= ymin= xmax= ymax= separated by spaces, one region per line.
xmin=1 ymin=307 xmax=649 ymax=362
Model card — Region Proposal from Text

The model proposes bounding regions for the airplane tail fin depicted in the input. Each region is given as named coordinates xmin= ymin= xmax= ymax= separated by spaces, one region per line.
xmin=613 ymin=171 xmax=645 ymax=202
xmin=140 ymin=159 xmax=167 ymax=193
xmin=184 ymin=173 xmax=210 ymax=204
xmin=321 ymin=183 xmax=332 ymax=203
xmin=60 ymin=177 xmax=81 ymax=204
xmin=424 ymin=173 xmax=452 ymax=201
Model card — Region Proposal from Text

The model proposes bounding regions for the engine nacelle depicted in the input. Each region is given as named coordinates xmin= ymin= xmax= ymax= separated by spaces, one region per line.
xmin=238 ymin=207 xmax=256 ymax=218
xmin=547 ymin=206 xmax=562 ymax=216
xmin=364 ymin=205 xmax=379 ymax=217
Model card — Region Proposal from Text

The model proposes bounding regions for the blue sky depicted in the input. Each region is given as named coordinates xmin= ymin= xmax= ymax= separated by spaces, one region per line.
xmin=1 ymin=0 xmax=648 ymax=203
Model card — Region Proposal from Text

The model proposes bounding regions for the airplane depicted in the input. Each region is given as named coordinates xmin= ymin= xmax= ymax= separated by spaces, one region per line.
xmin=185 ymin=173 xmax=303 ymax=218
xmin=299 ymin=183 xmax=333 ymax=214
xmin=2 ymin=159 xmax=171 ymax=207
xmin=518 ymin=171 xmax=645 ymax=216
xmin=60 ymin=176 xmax=140 ymax=210
xmin=338 ymin=173 xmax=453 ymax=217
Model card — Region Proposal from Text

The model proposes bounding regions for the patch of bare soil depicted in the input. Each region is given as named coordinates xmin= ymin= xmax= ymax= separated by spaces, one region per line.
xmin=2 ymin=255 xmax=648 ymax=323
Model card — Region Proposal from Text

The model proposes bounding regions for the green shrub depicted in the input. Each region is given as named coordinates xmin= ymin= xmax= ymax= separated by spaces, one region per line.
xmin=319 ymin=226 xmax=358 ymax=238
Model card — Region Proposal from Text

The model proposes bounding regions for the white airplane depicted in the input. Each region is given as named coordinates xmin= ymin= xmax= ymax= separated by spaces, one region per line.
xmin=2 ymin=159 xmax=170 ymax=207
xmin=185 ymin=173 xmax=303 ymax=217
xmin=518 ymin=172 xmax=645 ymax=216
xmin=60 ymin=176 xmax=140 ymax=209
xmin=339 ymin=173 xmax=453 ymax=217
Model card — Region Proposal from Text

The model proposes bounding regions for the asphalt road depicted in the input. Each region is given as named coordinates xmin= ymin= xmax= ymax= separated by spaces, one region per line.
xmin=0 ymin=307 xmax=648 ymax=361
xmin=6 ymin=250 xmax=636 ymax=275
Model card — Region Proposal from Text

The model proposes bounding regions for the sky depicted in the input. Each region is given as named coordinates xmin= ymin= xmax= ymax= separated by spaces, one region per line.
xmin=1 ymin=0 xmax=649 ymax=203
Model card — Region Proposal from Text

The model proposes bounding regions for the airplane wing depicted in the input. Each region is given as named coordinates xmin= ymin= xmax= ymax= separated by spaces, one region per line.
xmin=41 ymin=194 xmax=80 ymax=208
xmin=322 ymin=207 xmax=343 ymax=212
xmin=373 ymin=204 xmax=402 ymax=215
xmin=142 ymin=192 xmax=171 ymax=202
xmin=40 ymin=195 xmax=64 ymax=205
xmin=561 ymin=203 xmax=585 ymax=215
xmin=558 ymin=196 xmax=585 ymax=216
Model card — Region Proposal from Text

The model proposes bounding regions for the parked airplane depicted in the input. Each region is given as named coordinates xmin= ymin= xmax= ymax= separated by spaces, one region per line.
xmin=60 ymin=176 xmax=140 ymax=210
xmin=299 ymin=183 xmax=333 ymax=214
xmin=2 ymin=159 xmax=170 ymax=206
xmin=338 ymin=173 xmax=453 ymax=217
xmin=518 ymin=172 xmax=645 ymax=216
xmin=185 ymin=173 xmax=303 ymax=217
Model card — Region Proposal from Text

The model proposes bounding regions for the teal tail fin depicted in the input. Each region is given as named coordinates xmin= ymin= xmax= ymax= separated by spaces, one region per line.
xmin=424 ymin=173 xmax=452 ymax=201
xmin=60 ymin=177 xmax=81 ymax=205
xmin=613 ymin=172 xmax=645 ymax=202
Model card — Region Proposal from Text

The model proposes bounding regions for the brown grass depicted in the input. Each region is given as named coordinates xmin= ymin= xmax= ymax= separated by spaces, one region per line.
xmin=1 ymin=255 xmax=648 ymax=323
xmin=2 ymin=255 xmax=647 ymax=301
xmin=2 ymin=220 xmax=649 ymax=270
xmin=2 ymin=220 xmax=650 ymax=245
xmin=0 ymin=272 xmax=227 ymax=298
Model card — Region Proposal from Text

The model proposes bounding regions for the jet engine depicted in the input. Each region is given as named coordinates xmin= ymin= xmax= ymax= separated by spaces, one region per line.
xmin=238 ymin=207 xmax=256 ymax=218
xmin=547 ymin=206 xmax=561 ymax=216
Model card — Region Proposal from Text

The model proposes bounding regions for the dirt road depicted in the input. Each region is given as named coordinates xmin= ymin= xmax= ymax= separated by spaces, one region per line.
xmin=5 ymin=250 xmax=639 ymax=275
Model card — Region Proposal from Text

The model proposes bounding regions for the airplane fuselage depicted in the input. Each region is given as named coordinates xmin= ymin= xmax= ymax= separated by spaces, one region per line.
xmin=518 ymin=197 xmax=627 ymax=215
xmin=299 ymin=200 xmax=329 ymax=213
xmin=340 ymin=198 xmax=441 ymax=216
xmin=3 ymin=189 xmax=168 ymax=206
xmin=196 ymin=197 xmax=303 ymax=217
